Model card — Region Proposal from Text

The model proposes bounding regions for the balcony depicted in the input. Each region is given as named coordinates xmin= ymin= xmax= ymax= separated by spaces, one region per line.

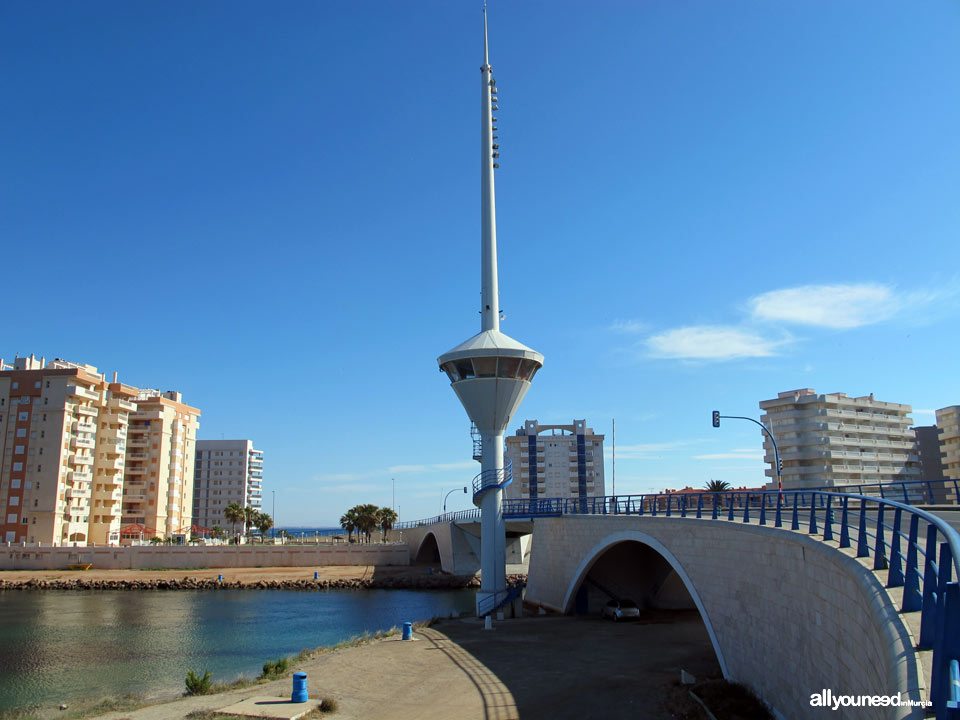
xmin=127 ymin=437 xmax=150 ymax=448
xmin=69 ymin=470 xmax=93 ymax=483
xmin=126 ymin=466 xmax=147 ymax=476
xmin=71 ymin=436 xmax=95 ymax=450
xmin=70 ymin=455 xmax=94 ymax=466
xmin=67 ymin=385 xmax=100 ymax=401
xmin=76 ymin=405 xmax=98 ymax=417
xmin=124 ymin=493 xmax=147 ymax=503
xmin=110 ymin=398 xmax=137 ymax=412
xmin=65 ymin=486 xmax=91 ymax=500
xmin=127 ymin=452 xmax=148 ymax=460
xmin=73 ymin=421 xmax=96 ymax=433
xmin=132 ymin=410 xmax=163 ymax=420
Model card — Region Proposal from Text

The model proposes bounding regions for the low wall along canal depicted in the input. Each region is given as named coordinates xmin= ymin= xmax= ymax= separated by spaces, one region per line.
xmin=0 ymin=542 xmax=409 ymax=570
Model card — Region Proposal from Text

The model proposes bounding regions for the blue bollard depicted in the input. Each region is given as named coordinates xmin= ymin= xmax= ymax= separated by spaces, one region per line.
xmin=402 ymin=621 xmax=413 ymax=640
xmin=291 ymin=672 xmax=308 ymax=703
xmin=314 ymin=571 xmax=319 ymax=580
xmin=217 ymin=574 xmax=223 ymax=582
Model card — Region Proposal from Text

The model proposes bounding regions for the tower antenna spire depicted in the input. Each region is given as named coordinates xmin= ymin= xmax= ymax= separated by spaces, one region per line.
xmin=483 ymin=1 xmax=489 ymax=67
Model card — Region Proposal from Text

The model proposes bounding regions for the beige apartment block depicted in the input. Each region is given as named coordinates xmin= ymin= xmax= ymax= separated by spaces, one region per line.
xmin=1 ymin=355 xmax=125 ymax=544
xmin=0 ymin=354 xmax=200 ymax=546
xmin=504 ymin=420 xmax=605 ymax=502
xmin=121 ymin=390 xmax=200 ymax=539
xmin=192 ymin=439 xmax=264 ymax=531
xmin=759 ymin=388 xmax=920 ymax=490
xmin=936 ymin=406 xmax=960 ymax=480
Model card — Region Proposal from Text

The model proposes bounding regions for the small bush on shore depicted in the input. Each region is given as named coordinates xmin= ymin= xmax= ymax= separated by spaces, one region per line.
xmin=185 ymin=669 xmax=213 ymax=695
xmin=260 ymin=657 xmax=290 ymax=679
xmin=319 ymin=696 xmax=339 ymax=713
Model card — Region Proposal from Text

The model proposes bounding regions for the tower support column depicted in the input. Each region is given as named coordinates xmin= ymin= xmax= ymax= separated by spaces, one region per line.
xmin=478 ymin=431 xmax=507 ymax=611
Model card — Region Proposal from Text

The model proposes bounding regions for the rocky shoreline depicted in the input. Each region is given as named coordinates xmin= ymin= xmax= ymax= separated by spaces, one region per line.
xmin=0 ymin=573 xmax=526 ymax=592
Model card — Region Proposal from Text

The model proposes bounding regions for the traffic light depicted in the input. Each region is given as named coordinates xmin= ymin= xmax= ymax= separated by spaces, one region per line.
xmin=778 ymin=458 xmax=783 ymax=473
xmin=712 ymin=411 xmax=720 ymax=428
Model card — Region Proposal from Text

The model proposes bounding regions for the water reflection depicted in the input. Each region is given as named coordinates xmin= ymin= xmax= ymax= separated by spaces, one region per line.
xmin=0 ymin=588 xmax=475 ymax=712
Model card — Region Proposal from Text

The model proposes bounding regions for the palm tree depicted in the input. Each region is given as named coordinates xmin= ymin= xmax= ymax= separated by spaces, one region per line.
xmin=376 ymin=507 xmax=398 ymax=542
xmin=340 ymin=508 xmax=359 ymax=543
xmin=224 ymin=503 xmax=244 ymax=542
xmin=354 ymin=504 xmax=380 ymax=544
xmin=705 ymin=479 xmax=731 ymax=492
xmin=254 ymin=512 xmax=274 ymax=542
xmin=242 ymin=506 xmax=258 ymax=538
xmin=211 ymin=525 xmax=226 ymax=541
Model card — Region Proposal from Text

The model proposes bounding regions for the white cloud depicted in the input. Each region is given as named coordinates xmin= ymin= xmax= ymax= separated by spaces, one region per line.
xmin=606 ymin=440 xmax=704 ymax=460
xmin=748 ymin=283 xmax=897 ymax=328
xmin=645 ymin=326 xmax=783 ymax=361
xmin=387 ymin=464 xmax=427 ymax=473
xmin=694 ymin=451 xmax=764 ymax=461
xmin=608 ymin=319 xmax=650 ymax=334
xmin=913 ymin=409 xmax=936 ymax=416
xmin=315 ymin=460 xmax=476 ymax=486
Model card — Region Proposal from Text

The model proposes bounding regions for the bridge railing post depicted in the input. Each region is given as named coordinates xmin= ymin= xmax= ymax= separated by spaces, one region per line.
xmin=791 ymin=493 xmax=800 ymax=531
xmin=696 ymin=495 xmax=703 ymax=519
xmin=919 ymin=524 xmax=940 ymax=650
xmin=887 ymin=508 xmax=904 ymax=588
xmin=839 ymin=496 xmax=850 ymax=548
xmin=808 ymin=496 xmax=818 ymax=535
xmin=775 ymin=492 xmax=782 ymax=528
xmin=902 ymin=514 xmax=922 ymax=612
xmin=822 ymin=495 xmax=833 ymax=542
xmin=759 ymin=493 xmax=766 ymax=526
xmin=857 ymin=503 xmax=869 ymax=558
xmin=742 ymin=493 xmax=750 ymax=523
xmin=874 ymin=504 xmax=888 ymax=571
xmin=930 ymin=544 xmax=956 ymax=713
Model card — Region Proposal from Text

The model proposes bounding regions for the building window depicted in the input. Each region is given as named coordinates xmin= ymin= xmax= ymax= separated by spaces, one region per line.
xmin=14 ymin=445 xmax=24 ymax=454
xmin=12 ymin=382 xmax=18 ymax=390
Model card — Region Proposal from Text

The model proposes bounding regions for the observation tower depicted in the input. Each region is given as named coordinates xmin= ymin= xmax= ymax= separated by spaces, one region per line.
xmin=437 ymin=8 xmax=544 ymax=616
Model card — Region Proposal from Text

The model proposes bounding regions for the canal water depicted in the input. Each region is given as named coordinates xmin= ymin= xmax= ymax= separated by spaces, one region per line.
xmin=0 ymin=588 xmax=476 ymax=713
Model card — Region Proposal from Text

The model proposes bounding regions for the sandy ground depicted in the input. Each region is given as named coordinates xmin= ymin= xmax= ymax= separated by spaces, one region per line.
xmin=78 ymin=611 xmax=719 ymax=720
xmin=0 ymin=566 xmax=424 ymax=585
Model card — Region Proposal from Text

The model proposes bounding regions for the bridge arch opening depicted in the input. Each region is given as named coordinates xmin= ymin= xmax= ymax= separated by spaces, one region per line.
xmin=413 ymin=532 xmax=441 ymax=565
xmin=563 ymin=532 xmax=728 ymax=677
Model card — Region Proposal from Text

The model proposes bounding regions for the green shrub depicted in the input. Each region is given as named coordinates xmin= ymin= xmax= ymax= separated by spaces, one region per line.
xmin=260 ymin=657 xmax=290 ymax=679
xmin=185 ymin=669 xmax=213 ymax=695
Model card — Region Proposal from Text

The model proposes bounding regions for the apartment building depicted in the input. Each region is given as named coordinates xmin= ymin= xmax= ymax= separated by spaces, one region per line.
xmin=759 ymin=389 xmax=920 ymax=489
xmin=121 ymin=390 xmax=200 ymax=538
xmin=504 ymin=419 xmax=604 ymax=501
xmin=936 ymin=406 xmax=960 ymax=481
xmin=0 ymin=354 xmax=200 ymax=545
xmin=192 ymin=439 xmax=263 ymax=530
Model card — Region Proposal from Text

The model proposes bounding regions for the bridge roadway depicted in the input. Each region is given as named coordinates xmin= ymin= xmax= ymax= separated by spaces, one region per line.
xmin=400 ymin=489 xmax=960 ymax=720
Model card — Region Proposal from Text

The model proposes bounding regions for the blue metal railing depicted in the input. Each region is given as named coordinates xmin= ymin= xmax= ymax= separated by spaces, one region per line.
xmin=472 ymin=457 xmax=513 ymax=502
xmin=477 ymin=584 xmax=523 ymax=618
xmin=395 ymin=508 xmax=481 ymax=530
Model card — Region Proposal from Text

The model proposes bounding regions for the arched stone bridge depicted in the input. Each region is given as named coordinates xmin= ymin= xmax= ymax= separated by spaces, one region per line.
xmin=399 ymin=485 xmax=960 ymax=720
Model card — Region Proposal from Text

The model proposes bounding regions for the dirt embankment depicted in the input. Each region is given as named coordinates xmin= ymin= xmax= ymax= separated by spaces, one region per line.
xmin=0 ymin=566 xmax=526 ymax=591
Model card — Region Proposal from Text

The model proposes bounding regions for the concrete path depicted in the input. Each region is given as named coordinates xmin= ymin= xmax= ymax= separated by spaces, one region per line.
xmin=89 ymin=613 xmax=719 ymax=720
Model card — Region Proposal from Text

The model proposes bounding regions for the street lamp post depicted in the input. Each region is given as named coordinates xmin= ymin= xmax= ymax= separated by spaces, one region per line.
xmin=272 ymin=490 xmax=276 ymax=541
xmin=442 ymin=486 xmax=468 ymax=515
xmin=712 ymin=411 xmax=783 ymax=493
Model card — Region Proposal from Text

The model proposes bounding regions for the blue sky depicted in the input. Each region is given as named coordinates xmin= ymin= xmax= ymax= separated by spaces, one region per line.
xmin=3 ymin=1 xmax=959 ymax=527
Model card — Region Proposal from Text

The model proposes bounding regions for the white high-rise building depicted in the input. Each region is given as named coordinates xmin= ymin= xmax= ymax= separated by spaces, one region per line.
xmin=936 ymin=406 xmax=960 ymax=481
xmin=759 ymin=389 xmax=920 ymax=489
xmin=504 ymin=420 xmax=604 ymax=501
xmin=192 ymin=439 xmax=263 ymax=530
